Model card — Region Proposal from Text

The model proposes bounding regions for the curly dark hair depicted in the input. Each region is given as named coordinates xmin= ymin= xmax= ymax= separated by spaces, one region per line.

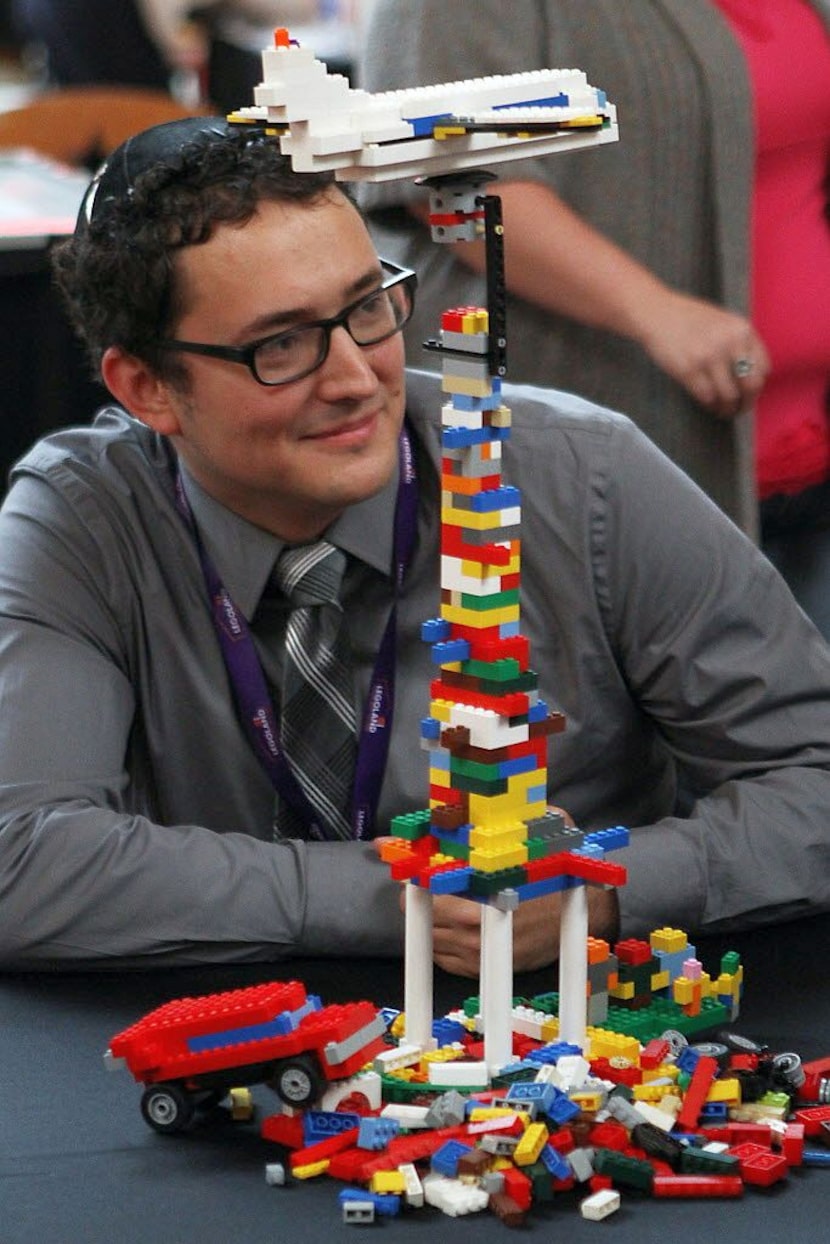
xmin=51 ymin=119 xmax=341 ymax=385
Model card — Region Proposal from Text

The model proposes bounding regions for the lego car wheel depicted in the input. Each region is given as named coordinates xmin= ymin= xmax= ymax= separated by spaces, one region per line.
xmin=271 ymin=1056 xmax=322 ymax=1107
xmin=140 ymin=1082 xmax=195 ymax=1134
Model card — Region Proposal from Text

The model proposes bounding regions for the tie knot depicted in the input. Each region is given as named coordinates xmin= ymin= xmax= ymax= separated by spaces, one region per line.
xmin=275 ymin=540 xmax=346 ymax=607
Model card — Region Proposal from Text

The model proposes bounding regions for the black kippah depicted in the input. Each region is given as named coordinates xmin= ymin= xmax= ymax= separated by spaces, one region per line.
xmin=75 ymin=116 xmax=233 ymax=235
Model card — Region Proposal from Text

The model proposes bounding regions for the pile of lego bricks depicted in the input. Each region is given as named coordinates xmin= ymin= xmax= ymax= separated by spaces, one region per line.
xmin=260 ymin=1025 xmax=830 ymax=1226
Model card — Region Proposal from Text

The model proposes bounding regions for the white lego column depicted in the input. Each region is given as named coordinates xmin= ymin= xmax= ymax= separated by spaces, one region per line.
xmin=558 ymin=884 xmax=589 ymax=1048
xmin=480 ymin=902 xmax=513 ymax=1074
xmin=404 ymin=884 xmax=434 ymax=1047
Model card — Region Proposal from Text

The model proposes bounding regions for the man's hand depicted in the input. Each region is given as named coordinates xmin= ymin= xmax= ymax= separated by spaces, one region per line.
xmin=430 ymin=885 xmax=619 ymax=978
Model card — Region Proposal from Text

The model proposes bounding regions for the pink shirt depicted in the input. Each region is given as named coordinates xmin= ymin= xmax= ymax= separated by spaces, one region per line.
xmin=714 ymin=0 xmax=830 ymax=497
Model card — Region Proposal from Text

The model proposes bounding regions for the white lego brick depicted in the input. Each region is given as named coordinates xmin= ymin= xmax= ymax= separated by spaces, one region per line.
xmin=380 ymin=1103 xmax=432 ymax=1129
xmin=428 ymin=1059 xmax=489 ymax=1087
xmin=399 ymin=1162 xmax=425 ymax=1208
xmin=373 ymin=1042 xmax=423 ymax=1075
xmin=580 ymin=1188 xmax=621 ymax=1221
xmin=422 ymin=1174 xmax=490 ymax=1217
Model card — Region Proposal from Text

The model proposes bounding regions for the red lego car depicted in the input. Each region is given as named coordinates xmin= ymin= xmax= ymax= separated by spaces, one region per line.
xmin=105 ymin=979 xmax=387 ymax=1133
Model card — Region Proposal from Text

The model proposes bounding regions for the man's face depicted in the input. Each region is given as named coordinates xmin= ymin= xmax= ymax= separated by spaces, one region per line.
xmin=162 ymin=189 xmax=407 ymax=541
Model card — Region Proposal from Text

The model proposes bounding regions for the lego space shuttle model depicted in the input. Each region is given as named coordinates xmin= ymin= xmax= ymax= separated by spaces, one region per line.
xmin=228 ymin=27 xmax=618 ymax=182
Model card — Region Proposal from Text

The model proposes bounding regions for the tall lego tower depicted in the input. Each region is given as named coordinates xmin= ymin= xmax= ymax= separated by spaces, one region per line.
xmin=231 ymin=28 xmax=629 ymax=1074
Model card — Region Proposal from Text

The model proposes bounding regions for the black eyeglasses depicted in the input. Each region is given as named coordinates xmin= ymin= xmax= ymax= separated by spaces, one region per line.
xmin=157 ymin=260 xmax=417 ymax=387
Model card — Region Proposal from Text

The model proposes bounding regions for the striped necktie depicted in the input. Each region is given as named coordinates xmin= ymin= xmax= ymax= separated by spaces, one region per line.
xmin=273 ymin=541 xmax=356 ymax=840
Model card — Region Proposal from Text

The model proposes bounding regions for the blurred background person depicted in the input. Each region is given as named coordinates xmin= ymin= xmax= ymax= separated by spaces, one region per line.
xmin=359 ymin=0 xmax=830 ymax=638
xmin=10 ymin=1 xmax=319 ymax=110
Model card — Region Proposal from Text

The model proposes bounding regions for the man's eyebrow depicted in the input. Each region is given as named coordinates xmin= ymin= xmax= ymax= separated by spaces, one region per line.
xmin=238 ymin=265 xmax=385 ymax=341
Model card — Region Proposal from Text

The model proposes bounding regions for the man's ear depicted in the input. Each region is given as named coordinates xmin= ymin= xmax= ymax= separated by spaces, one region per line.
xmin=100 ymin=345 xmax=184 ymax=437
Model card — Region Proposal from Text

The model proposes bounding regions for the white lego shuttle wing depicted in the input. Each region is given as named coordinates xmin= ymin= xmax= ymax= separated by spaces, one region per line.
xmin=228 ymin=30 xmax=618 ymax=183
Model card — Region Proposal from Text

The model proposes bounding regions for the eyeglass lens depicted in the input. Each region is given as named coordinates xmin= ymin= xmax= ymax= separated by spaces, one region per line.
xmin=253 ymin=280 xmax=412 ymax=384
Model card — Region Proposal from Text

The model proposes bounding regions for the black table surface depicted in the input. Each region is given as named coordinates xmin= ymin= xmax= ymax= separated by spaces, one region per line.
xmin=2 ymin=915 xmax=829 ymax=1243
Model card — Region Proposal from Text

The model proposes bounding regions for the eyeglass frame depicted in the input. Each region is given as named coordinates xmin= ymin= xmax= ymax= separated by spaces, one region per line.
xmin=156 ymin=259 xmax=417 ymax=387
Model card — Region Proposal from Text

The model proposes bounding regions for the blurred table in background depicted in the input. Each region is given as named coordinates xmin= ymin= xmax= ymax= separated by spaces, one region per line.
xmin=0 ymin=149 xmax=105 ymax=492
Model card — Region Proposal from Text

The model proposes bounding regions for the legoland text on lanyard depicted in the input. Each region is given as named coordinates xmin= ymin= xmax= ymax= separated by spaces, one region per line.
xmin=174 ymin=426 xmax=418 ymax=841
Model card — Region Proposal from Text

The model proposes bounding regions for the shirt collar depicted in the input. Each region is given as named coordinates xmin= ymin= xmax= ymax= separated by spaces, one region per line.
xmin=178 ymin=452 xmax=399 ymax=619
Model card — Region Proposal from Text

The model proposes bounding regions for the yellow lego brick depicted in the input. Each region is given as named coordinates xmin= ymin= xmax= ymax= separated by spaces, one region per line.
xmin=442 ymin=503 xmax=519 ymax=531
xmin=513 ymin=1122 xmax=549 ymax=1167
xmin=428 ymin=766 xmax=451 ymax=789
xmin=229 ymin=1086 xmax=255 ymax=1120
xmin=461 ymin=310 xmax=489 ymax=333
xmin=707 ymin=1078 xmax=741 ymax=1106
xmin=370 ymin=1171 xmax=407 ymax=1195
xmin=649 ymin=927 xmax=689 ymax=953
xmin=469 ymin=845 xmax=529 ymax=873
xmin=584 ymin=1028 xmax=641 ymax=1064
xmin=468 ymin=1107 xmax=518 ymax=1123
xmin=650 ymin=970 xmax=671 ymax=992
xmin=570 ymin=1090 xmax=604 ymax=1113
xmin=633 ymin=1083 xmax=678 ymax=1104
xmin=442 ymin=604 xmax=522 ymax=629
xmin=460 ymin=554 xmax=521 ymax=579
xmin=609 ymin=980 xmax=635 ymax=1000
xmin=429 ymin=699 xmax=453 ymax=723
xmin=468 ymin=822 xmax=527 ymax=849
xmin=642 ymin=1064 xmax=679 ymax=1084
xmin=292 ymin=1160 xmax=330 ymax=1180
xmin=469 ymin=791 xmax=546 ymax=828
xmin=489 ymin=405 xmax=512 ymax=428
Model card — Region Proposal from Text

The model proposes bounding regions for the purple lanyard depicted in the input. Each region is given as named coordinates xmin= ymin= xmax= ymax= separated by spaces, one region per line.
xmin=174 ymin=425 xmax=418 ymax=840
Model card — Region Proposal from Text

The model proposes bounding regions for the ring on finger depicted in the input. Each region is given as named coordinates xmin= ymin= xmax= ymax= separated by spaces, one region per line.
xmin=732 ymin=357 xmax=755 ymax=379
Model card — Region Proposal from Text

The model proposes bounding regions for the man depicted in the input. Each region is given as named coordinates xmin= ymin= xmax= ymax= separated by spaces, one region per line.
xmin=0 ymin=118 xmax=828 ymax=973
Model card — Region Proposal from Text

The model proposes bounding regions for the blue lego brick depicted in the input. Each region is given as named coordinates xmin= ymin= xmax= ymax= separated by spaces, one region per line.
xmin=677 ymin=1046 xmax=701 ymax=1075
xmin=505 ymin=1081 xmax=558 ymax=1115
xmin=432 ymin=1017 xmax=468 ymax=1045
xmin=186 ymin=995 xmax=322 ymax=1053
xmin=584 ymin=826 xmax=630 ymax=853
xmin=540 ymin=1142 xmax=572 ymax=1181
xmin=527 ymin=700 xmax=550 ymax=722
xmin=546 ymin=1091 xmax=582 ymax=1125
xmin=431 ymin=1139 xmax=474 ymax=1177
xmin=422 ymin=617 xmax=450 ymax=642
xmin=338 ymin=1188 xmax=401 ymax=1217
xmin=420 ymin=716 xmax=441 ymax=741
xmin=497 ymin=752 xmax=541 ymax=778
xmin=698 ymin=1102 xmax=728 ymax=1123
xmin=499 ymin=621 xmax=521 ymax=638
xmin=379 ymin=1007 xmax=401 ymax=1030
xmin=468 ymin=485 xmax=522 ymax=513
xmin=523 ymin=1041 xmax=583 ymax=1065
xmin=427 ymin=866 xmax=474 ymax=896
xmin=430 ymin=749 xmax=450 ymax=772
xmin=304 ymin=1110 xmax=362 ymax=1143
xmin=492 ymin=92 xmax=569 ymax=111
xmin=441 ymin=425 xmax=510 ymax=449
xmin=803 ymin=1149 xmax=830 ymax=1167
xmin=510 ymin=874 xmax=575 ymax=904
xmin=434 ymin=822 xmax=472 ymax=847
xmin=431 ymin=637 xmax=471 ymax=663
xmin=357 ymin=1116 xmax=400 ymax=1150
xmin=527 ymin=784 xmax=547 ymax=804
xmin=449 ymin=389 xmax=503 ymax=412
xmin=402 ymin=109 xmax=454 ymax=136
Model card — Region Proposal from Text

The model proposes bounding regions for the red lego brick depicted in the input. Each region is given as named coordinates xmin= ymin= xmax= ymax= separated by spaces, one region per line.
xmin=652 ymin=1174 xmax=744 ymax=1198
xmin=675 ymin=1055 xmax=719 ymax=1132
xmin=728 ymin=1142 xmax=788 ymax=1187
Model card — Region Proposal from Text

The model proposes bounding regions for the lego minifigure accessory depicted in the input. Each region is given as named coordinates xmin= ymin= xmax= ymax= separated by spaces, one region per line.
xmin=272 ymin=541 xmax=356 ymax=840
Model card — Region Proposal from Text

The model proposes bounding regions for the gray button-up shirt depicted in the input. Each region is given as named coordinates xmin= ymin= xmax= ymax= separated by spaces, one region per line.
xmin=1 ymin=369 xmax=828 ymax=967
